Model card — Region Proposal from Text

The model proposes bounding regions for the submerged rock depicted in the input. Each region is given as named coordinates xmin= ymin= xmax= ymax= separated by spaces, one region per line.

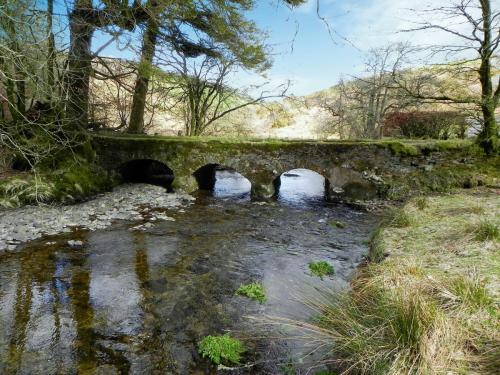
xmin=67 ymin=240 xmax=84 ymax=248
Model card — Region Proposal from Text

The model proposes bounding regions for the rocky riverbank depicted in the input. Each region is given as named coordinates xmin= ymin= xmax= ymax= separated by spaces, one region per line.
xmin=0 ymin=184 xmax=195 ymax=253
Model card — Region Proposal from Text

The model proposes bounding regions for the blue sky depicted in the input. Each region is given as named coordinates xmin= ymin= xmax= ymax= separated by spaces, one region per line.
xmin=242 ymin=0 xmax=487 ymax=95
xmin=53 ymin=0 xmax=495 ymax=96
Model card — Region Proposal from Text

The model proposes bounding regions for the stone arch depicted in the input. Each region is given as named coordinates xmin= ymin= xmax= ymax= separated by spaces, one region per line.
xmin=119 ymin=159 xmax=174 ymax=191
xmin=192 ymin=163 xmax=252 ymax=195
xmin=273 ymin=168 xmax=331 ymax=201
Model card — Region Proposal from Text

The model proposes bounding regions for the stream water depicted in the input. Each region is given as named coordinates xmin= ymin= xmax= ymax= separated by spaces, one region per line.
xmin=0 ymin=170 xmax=379 ymax=374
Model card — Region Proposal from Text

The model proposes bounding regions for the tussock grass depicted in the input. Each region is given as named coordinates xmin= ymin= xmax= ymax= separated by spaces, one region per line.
xmin=414 ymin=196 xmax=429 ymax=210
xmin=390 ymin=208 xmax=415 ymax=228
xmin=474 ymin=220 xmax=499 ymax=242
xmin=283 ymin=190 xmax=499 ymax=374
xmin=448 ymin=273 xmax=493 ymax=309
xmin=0 ymin=178 xmax=56 ymax=207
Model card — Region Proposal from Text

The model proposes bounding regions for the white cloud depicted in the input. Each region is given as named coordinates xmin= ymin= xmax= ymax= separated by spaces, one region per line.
xmin=341 ymin=0 xmax=482 ymax=52
xmin=295 ymin=0 xmax=337 ymax=14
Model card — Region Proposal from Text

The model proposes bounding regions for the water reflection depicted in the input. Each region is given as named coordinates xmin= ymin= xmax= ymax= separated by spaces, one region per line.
xmin=277 ymin=168 xmax=327 ymax=205
xmin=0 ymin=199 xmax=378 ymax=374
xmin=213 ymin=170 xmax=251 ymax=199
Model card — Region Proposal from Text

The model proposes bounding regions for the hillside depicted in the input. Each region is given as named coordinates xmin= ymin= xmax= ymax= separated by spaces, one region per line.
xmin=90 ymin=58 xmax=497 ymax=140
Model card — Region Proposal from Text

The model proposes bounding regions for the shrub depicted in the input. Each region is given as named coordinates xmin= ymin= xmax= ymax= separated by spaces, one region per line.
xmin=309 ymin=261 xmax=335 ymax=279
xmin=198 ymin=334 xmax=245 ymax=366
xmin=266 ymin=103 xmax=294 ymax=129
xmin=384 ymin=111 xmax=468 ymax=139
xmin=236 ymin=282 xmax=267 ymax=303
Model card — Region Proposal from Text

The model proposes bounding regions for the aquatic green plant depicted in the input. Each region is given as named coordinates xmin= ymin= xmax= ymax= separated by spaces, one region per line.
xmin=236 ymin=282 xmax=267 ymax=303
xmin=309 ymin=261 xmax=334 ymax=279
xmin=198 ymin=334 xmax=245 ymax=365
xmin=330 ymin=220 xmax=346 ymax=228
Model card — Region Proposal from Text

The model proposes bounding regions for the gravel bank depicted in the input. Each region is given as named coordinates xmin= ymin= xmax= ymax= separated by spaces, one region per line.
xmin=0 ymin=184 xmax=194 ymax=252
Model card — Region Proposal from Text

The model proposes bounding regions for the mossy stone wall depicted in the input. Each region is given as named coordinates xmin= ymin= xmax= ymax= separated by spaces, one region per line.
xmin=92 ymin=135 xmax=496 ymax=201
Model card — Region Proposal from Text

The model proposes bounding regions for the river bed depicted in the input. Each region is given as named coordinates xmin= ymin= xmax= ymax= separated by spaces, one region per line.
xmin=0 ymin=171 xmax=380 ymax=374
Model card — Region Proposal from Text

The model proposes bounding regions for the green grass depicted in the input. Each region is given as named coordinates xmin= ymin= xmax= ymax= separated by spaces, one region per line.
xmin=236 ymin=282 xmax=267 ymax=303
xmin=450 ymin=274 xmax=493 ymax=309
xmin=414 ymin=196 xmax=428 ymax=210
xmin=289 ymin=190 xmax=500 ymax=374
xmin=390 ymin=209 xmax=414 ymax=228
xmin=198 ymin=334 xmax=245 ymax=366
xmin=474 ymin=219 xmax=499 ymax=241
xmin=93 ymin=132 xmax=474 ymax=149
xmin=309 ymin=261 xmax=335 ymax=279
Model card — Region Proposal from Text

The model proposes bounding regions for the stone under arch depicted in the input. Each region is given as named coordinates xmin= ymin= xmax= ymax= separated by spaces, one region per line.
xmin=119 ymin=159 xmax=174 ymax=191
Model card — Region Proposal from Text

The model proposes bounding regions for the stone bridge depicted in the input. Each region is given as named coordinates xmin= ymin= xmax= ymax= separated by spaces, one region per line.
xmin=92 ymin=134 xmax=474 ymax=201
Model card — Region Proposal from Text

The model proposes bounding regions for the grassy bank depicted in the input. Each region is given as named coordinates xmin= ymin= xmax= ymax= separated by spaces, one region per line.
xmin=0 ymin=157 xmax=117 ymax=208
xmin=305 ymin=190 xmax=499 ymax=374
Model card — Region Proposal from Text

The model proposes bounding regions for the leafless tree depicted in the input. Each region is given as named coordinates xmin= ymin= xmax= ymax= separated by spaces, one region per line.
xmin=0 ymin=0 xmax=82 ymax=173
xmin=90 ymin=58 xmax=137 ymax=130
xmin=155 ymin=49 xmax=291 ymax=136
xmin=315 ymin=43 xmax=421 ymax=139
xmin=400 ymin=0 xmax=499 ymax=153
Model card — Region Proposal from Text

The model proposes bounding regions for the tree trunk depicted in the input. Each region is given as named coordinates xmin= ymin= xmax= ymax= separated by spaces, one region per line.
xmin=479 ymin=101 xmax=498 ymax=154
xmin=128 ymin=19 xmax=158 ymax=134
xmin=478 ymin=0 xmax=498 ymax=154
xmin=47 ymin=0 xmax=56 ymax=97
xmin=66 ymin=0 xmax=94 ymax=129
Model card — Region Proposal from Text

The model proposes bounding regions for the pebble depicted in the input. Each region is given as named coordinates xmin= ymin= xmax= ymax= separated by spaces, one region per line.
xmin=0 ymin=184 xmax=195 ymax=253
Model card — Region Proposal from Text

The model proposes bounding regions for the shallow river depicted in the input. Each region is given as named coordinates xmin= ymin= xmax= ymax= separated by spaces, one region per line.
xmin=0 ymin=170 xmax=379 ymax=374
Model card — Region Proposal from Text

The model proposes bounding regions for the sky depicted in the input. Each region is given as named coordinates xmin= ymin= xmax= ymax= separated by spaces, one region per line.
xmin=242 ymin=0 xmax=496 ymax=95
xmin=54 ymin=0 xmax=499 ymax=96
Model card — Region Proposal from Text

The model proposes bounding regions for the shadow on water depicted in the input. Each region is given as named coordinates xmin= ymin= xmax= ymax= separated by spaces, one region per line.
xmin=0 ymin=175 xmax=380 ymax=374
